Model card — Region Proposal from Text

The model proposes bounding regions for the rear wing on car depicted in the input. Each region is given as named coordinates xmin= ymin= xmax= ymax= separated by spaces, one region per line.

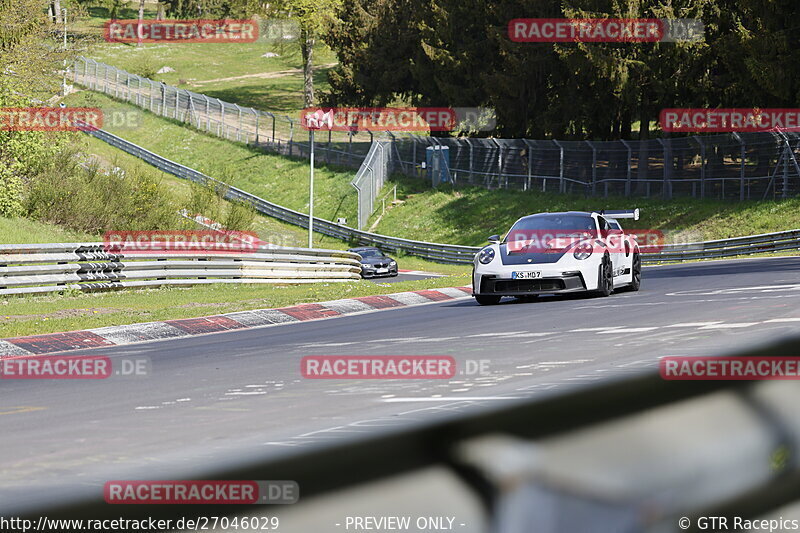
xmin=600 ymin=209 xmax=639 ymax=221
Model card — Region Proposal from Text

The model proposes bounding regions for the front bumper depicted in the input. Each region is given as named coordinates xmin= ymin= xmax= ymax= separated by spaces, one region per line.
xmin=360 ymin=266 xmax=398 ymax=278
xmin=474 ymin=272 xmax=587 ymax=296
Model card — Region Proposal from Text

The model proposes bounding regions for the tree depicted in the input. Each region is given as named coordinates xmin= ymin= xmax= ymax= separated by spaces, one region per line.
xmin=269 ymin=0 xmax=343 ymax=107
xmin=0 ymin=0 xmax=73 ymax=216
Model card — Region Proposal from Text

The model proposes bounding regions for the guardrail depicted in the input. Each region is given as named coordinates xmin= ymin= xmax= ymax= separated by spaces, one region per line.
xmin=84 ymin=128 xmax=800 ymax=265
xmin=11 ymin=335 xmax=800 ymax=532
xmin=0 ymin=243 xmax=361 ymax=296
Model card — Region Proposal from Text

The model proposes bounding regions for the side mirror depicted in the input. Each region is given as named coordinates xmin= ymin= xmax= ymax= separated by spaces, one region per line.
xmin=488 ymin=235 xmax=500 ymax=244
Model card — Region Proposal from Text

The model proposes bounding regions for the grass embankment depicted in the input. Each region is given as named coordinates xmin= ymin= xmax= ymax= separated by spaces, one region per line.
xmin=67 ymin=90 xmax=358 ymax=228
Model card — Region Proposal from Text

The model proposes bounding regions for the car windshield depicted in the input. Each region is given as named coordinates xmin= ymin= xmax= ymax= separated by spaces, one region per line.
xmin=504 ymin=215 xmax=596 ymax=242
xmin=358 ymin=249 xmax=382 ymax=258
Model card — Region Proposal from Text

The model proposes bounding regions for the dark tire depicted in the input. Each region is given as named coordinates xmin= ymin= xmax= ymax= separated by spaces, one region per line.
xmin=595 ymin=254 xmax=613 ymax=297
xmin=475 ymin=295 xmax=502 ymax=306
xmin=621 ymin=252 xmax=641 ymax=292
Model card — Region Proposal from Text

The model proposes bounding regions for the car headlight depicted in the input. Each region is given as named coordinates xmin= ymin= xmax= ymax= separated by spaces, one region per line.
xmin=389 ymin=260 xmax=396 ymax=266
xmin=478 ymin=247 xmax=495 ymax=264
xmin=573 ymin=242 xmax=593 ymax=260
xmin=361 ymin=263 xmax=371 ymax=268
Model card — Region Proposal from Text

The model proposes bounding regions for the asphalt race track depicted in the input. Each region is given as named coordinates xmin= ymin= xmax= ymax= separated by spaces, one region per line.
xmin=3 ymin=256 xmax=800 ymax=515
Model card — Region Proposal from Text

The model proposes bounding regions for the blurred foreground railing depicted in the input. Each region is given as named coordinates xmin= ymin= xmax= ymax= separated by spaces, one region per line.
xmin=11 ymin=336 xmax=800 ymax=532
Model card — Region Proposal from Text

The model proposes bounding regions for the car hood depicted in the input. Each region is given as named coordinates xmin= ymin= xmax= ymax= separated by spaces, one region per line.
xmin=499 ymin=239 xmax=583 ymax=265
xmin=360 ymin=256 xmax=392 ymax=264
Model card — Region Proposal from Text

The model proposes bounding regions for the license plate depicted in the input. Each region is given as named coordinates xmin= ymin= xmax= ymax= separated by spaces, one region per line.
xmin=511 ymin=271 xmax=541 ymax=279
xmin=376 ymin=268 xmax=389 ymax=273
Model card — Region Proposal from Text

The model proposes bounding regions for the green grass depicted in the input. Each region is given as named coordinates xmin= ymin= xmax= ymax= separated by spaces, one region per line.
xmin=0 ymin=217 xmax=95 ymax=244
xmin=79 ymin=5 xmax=338 ymax=116
xmin=0 ymin=274 xmax=470 ymax=338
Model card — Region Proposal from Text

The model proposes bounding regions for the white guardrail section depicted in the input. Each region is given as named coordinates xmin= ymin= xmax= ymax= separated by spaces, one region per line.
xmin=0 ymin=243 xmax=362 ymax=296
xmin=83 ymin=128 xmax=800 ymax=265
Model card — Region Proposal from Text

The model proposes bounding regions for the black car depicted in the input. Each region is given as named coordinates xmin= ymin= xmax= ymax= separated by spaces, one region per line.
xmin=348 ymin=247 xmax=399 ymax=278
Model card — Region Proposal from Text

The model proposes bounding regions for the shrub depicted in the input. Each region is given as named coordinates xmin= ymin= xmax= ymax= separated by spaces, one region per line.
xmin=24 ymin=147 xmax=183 ymax=234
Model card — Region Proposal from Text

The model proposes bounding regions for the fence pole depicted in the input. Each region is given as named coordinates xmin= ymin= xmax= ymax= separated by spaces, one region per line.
xmin=270 ymin=113 xmax=275 ymax=144
xmin=523 ymin=140 xmax=533 ymax=191
xmin=732 ymin=132 xmax=745 ymax=201
xmin=235 ymin=104 xmax=242 ymax=142
xmin=203 ymin=95 xmax=210 ymax=131
xmin=553 ymin=140 xmax=565 ymax=193
xmin=114 ymin=69 xmax=119 ymax=98
xmin=386 ymin=132 xmax=396 ymax=174
xmin=347 ymin=131 xmax=353 ymax=167
xmin=287 ymin=116 xmax=294 ymax=156
xmin=784 ymin=143 xmax=790 ymax=199
xmin=149 ymin=80 xmax=155 ymax=112
xmin=412 ymin=137 xmax=417 ymax=176
xmin=657 ymin=138 xmax=672 ymax=199
xmin=620 ymin=139 xmax=632 ymax=196
xmin=586 ymin=141 xmax=597 ymax=196
xmin=254 ymin=110 xmax=260 ymax=144
xmin=693 ymin=136 xmax=705 ymax=199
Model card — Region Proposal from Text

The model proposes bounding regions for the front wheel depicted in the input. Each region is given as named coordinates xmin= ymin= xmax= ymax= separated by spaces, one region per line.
xmin=475 ymin=295 xmax=502 ymax=306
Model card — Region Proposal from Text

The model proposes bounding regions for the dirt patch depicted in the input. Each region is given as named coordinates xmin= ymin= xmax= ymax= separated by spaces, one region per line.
xmin=190 ymin=63 xmax=338 ymax=86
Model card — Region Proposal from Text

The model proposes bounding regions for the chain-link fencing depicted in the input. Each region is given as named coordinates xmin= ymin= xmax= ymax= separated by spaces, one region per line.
xmin=71 ymin=56 xmax=375 ymax=168
xmin=387 ymin=132 xmax=800 ymax=200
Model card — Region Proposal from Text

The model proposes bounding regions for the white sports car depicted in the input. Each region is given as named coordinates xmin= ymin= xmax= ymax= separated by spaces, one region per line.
xmin=472 ymin=209 xmax=642 ymax=305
